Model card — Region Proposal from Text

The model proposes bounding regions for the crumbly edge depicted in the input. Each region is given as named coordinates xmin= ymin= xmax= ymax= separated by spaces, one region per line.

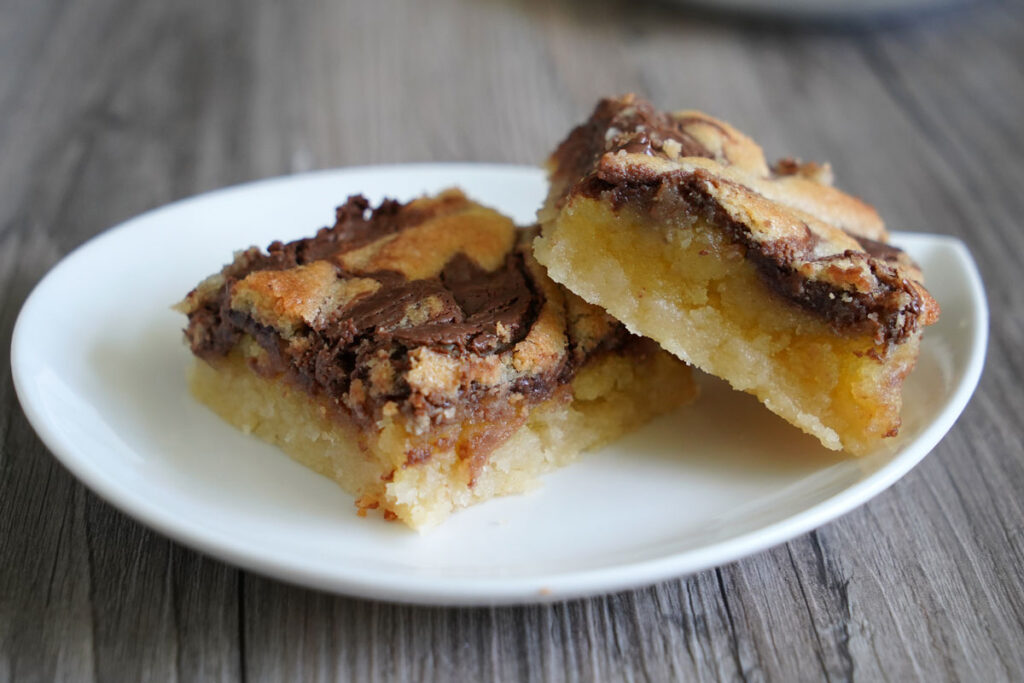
xmin=188 ymin=347 xmax=697 ymax=530
xmin=534 ymin=196 xmax=922 ymax=454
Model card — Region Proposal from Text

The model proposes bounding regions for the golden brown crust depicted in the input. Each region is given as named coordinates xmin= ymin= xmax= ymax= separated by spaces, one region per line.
xmin=548 ymin=95 xmax=888 ymax=241
xmin=231 ymin=263 xmax=381 ymax=338
xmin=334 ymin=198 xmax=516 ymax=279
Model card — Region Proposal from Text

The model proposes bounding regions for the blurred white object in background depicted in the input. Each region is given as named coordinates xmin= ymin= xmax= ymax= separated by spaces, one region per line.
xmin=675 ymin=0 xmax=976 ymax=20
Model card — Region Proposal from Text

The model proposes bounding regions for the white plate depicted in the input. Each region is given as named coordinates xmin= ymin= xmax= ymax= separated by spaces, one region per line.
xmin=11 ymin=164 xmax=987 ymax=605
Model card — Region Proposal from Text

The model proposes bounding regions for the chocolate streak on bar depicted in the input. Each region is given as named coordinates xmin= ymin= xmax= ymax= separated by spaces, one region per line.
xmin=575 ymin=171 xmax=926 ymax=348
xmin=549 ymin=96 xmax=715 ymax=209
xmin=846 ymin=232 xmax=905 ymax=264
xmin=185 ymin=195 xmax=635 ymax=437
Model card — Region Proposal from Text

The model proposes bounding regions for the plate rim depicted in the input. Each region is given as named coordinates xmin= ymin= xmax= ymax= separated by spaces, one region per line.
xmin=10 ymin=163 xmax=989 ymax=605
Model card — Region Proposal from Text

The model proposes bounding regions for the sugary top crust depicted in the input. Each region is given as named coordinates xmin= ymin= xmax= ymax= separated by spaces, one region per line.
xmin=178 ymin=189 xmax=632 ymax=432
xmin=547 ymin=94 xmax=939 ymax=347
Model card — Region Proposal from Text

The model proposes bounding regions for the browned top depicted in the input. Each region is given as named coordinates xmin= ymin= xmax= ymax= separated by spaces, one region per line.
xmin=177 ymin=189 xmax=635 ymax=433
xmin=546 ymin=94 xmax=940 ymax=347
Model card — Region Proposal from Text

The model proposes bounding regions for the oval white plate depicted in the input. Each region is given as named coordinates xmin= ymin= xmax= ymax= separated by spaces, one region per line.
xmin=11 ymin=164 xmax=987 ymax=605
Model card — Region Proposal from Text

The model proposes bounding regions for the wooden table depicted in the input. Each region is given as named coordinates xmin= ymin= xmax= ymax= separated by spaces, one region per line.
xmin=2 ymin=0 xmax=1022 ymax=680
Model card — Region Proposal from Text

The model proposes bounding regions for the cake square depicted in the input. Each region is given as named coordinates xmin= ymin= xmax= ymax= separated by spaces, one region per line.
xmin=534 ymin=95 xmax=939 ymax=454
xmin=178 ymin=189 xmax=697 ymax=529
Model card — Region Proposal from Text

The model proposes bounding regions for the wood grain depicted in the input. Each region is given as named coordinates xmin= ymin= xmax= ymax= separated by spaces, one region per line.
xmin=2 ymin=0 xmax=1022 ymax=680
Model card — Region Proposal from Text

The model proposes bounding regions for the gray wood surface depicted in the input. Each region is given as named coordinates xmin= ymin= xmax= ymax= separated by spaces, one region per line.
xmin=2 ymin=0 xmax=1022 ymax=680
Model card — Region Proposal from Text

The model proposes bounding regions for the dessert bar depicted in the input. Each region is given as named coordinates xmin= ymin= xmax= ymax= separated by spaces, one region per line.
xmin=178 ymin=189 xmax=697 ymax=528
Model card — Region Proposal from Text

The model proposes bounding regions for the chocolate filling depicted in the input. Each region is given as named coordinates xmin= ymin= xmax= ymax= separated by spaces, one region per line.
xmin=549 ymin=96 xmax=716 ymax=207
xmin=575 ymin=171 xmax=923 ymax=347
xmin=846 ymin=233 xmax=905 ymax=264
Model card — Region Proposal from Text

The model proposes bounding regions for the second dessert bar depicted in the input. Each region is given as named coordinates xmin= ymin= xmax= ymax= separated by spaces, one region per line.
xmin=534 ymin=95 xmax=939 ymax=454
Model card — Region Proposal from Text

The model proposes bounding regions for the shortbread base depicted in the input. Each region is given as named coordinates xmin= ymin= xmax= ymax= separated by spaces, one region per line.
xmin=535 ymin=197 xmax=920 ymax=454
xmin=189 ymin=347 xmax=696 ymax=530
